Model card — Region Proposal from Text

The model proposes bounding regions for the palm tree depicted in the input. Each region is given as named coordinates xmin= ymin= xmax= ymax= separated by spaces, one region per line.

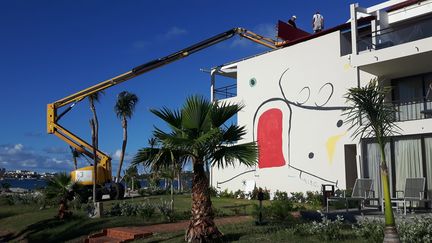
xmin=88 ymin=91 xmax=104 ymax=149
xmin=150 ymin=95 xmax=257 ymax=242
xmin=45 ymin=172 xmax=75 ymax=200
xmin=114 ymin=91 xmax=139 ymax=183
xmin=344 ymin=79 xmax=400 ymax=242
xmin=133 ymin=137 xmax=187 ymax=210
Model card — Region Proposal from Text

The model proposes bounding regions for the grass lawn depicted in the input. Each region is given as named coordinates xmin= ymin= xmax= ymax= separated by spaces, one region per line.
xmin=135 ymin=221 xmax=367 ymax=243
xmin=0 ymin=194 xmax=264 ymax=242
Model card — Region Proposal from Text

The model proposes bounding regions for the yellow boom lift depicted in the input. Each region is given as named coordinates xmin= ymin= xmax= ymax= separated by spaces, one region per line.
xmin=47 ymin=27 xmax=277 ymax=200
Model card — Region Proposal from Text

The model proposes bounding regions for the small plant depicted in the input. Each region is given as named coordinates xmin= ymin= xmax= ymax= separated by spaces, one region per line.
xmin=398 ymin=216 xmax=432 ymax=243
xmin=234 ymin=189 xmax=245 ymax=199
xmin=137 ymin=200 xmax=156 ymax=218
xmin=268 ymin=200 xmax=295 ymax=221
xmin=290 ymin=192 xmax=305 ymax=203
xmin=352 ymin=217 xmax=384 ymax=242
xmin=208 ymin=187 xmax=218 ymax=197
xmin=218 ymin=189 xmax=235 ymax=198
xmin=305 ymin=191 xmax=322 ymax=207
xmin=273 ymin=190 xmax=289 ymax=201
xmin=158 ymin=200 xmax=174 ymax=222
xmin=293 ymin=213 xmax=345 ymax=240
xmin=250 ymin=187 xmax=270 ymax=200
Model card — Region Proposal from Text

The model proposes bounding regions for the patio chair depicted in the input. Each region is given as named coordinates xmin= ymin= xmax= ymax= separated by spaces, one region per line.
xmin=390 ymin=177 xmax=431 ymax=215
xmin=326 ymin=178 xmax=379 ymax=212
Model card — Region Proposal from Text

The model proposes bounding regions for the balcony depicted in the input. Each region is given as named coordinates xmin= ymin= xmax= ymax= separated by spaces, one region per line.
xmin=213 ymin=84 xmax=237 ymax=100
xmin=358 ymin=15 xmax=432 ymax=52
xmin=391 ymin=97 xmax=432 ymax=122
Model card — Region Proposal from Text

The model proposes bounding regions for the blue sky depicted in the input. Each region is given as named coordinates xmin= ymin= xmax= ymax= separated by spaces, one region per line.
xmin=0 ymin=0 xmax=382 ymax=174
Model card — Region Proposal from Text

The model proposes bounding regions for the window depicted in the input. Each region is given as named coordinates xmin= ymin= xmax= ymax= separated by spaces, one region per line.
xmin=392 ymin=73 xmax=432 ymax=121
xmin=362 ymin=134 xmax=432 ymax=202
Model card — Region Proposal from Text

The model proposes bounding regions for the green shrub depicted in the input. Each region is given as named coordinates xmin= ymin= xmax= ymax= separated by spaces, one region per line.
xmin=290 ymin=192 xmax=305 ymax=203
xmin=250 ymin=187 xmax=270 ymax=200
xmin=293 ymin=214 xmax=345 ymax=241
xmin=157 ymin=200 xmax=174 ymax=222
xmin=108 ymin=202 xmax=122 ymax=216
xmin=208 ymin=187 xmax=218 ymax=197
xmin=268 ymin=200 xmax=295 ymax=221
xmin=352 ymin=217 xmax=384 ymax=242
xmin=175 ymin=210 xmax=192 ymax=220
xmin=305 ymin=191 xmax=322 ymax=207
xmin=273 ymin=190 xmax=289 ymax=201
xmin=218 ymin=189 xmax=235 ymax=198
xmin=138 ymin=188 xmax=169 ymax=196
xmin=398 ymin=216 xmax=432 ymax=243
xmin=137 ymin=201 xmax=156 ymax=218
xmin=234 ymin=189 xmax=246 ymax=199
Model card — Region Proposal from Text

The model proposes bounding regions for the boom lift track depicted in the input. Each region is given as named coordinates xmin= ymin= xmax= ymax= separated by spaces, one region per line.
xmin=47 ymin=27 xmax=277 ymax=199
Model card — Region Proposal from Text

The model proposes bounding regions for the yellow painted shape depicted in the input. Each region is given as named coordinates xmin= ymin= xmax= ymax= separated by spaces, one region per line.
xmin=344 ymin=63 xmax=351 ymax=70
xmin=326 ymin=131 xmax=347 ymax=164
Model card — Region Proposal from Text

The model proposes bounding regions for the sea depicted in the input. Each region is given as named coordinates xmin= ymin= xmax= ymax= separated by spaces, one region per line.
xmin=1 ymin=178 xmax=47 ymax=190
xmin=0 ymin=178 xmax=191 ymax=191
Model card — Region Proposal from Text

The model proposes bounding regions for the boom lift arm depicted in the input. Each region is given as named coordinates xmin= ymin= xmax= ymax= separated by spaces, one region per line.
xmin=47 ymin=27 xmax=277 ymax=182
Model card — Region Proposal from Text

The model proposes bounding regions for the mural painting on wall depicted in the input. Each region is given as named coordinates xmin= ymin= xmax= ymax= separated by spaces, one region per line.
xmin=253 ymin=67 xmax=348 ymax=184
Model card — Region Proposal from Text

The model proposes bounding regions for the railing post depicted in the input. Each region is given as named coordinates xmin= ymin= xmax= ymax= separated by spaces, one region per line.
xmin=350 ymin=3 xmax=359 ymax=55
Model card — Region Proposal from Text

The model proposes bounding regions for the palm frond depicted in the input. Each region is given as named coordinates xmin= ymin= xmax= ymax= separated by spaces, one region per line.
xmin=181 ymin=95 xmax=211 ymax=131
xmin=114 ymin=91 xmax=139 ymax=119
xmin=150 ymin=107 xmax=182 ymax=130
xmin=211 ymin=142 xmax=258 ymax=169
xmin=211 ymin=101 xmax=244 ymax=127
xmin=344 ymin=79 xmax=400 ymax=140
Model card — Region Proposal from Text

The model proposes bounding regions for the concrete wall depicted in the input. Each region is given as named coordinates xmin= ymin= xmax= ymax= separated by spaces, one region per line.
xmin=212 ymin=31 xmax=374 ymax=195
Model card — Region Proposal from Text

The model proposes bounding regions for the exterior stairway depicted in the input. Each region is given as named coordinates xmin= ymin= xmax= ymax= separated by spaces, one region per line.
xmin=85 ymin=227 xmax=152 ymax=243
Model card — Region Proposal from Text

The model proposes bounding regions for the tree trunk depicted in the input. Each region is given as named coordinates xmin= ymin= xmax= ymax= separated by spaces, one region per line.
xmin=177 ymin=169 xmax=182 ymax=192
xmin=90 ymin=119 xmax=98 ymax=203
xmin=116 ymin=117 xmax=127 ymax=183
xmin=185 ymin=161 xmax=222 ymax=242
xmin=89 ymin=99 xmax=99 ymax=150
xmin=379 ymin=140 xmax=400 ymax=242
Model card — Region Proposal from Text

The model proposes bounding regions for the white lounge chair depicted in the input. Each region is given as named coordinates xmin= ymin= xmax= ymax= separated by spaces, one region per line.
xmin=390 ymin=177 xmax=430 ymax=215
xmin=326 ymin=178 xmax=380 ymax=212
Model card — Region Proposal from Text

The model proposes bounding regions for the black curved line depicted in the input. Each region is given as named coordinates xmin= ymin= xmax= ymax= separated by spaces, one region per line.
xmin=315 ymin=82 xmax=334 ymax=107
xmin=289 ymin=164 xmax=338 ymax=185
xmin=278 ymin=67 xmax=347 ymax=110
xmin=296 ymin=87 xmax=310 ymax=105
xmin=252 ymin=97 xmax=292 ymax=168
xmin=278 ymin=68 xmax=291 ymax=100
xmin=216 ymin=169 xmax=256 ymax=186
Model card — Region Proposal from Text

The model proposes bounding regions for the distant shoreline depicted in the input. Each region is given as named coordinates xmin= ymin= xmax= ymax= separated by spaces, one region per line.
xmin=1 ymin=178 xmax=47 ymax=191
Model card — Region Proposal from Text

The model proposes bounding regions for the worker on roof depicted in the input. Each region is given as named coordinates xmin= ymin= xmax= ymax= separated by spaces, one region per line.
xmin=312 ymin=11 xmax=324 ymax=33
xmin=288 ymin=15 xmax=297 ymax=28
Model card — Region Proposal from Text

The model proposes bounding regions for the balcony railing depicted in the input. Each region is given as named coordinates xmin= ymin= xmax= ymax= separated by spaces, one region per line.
xmin=214 ymin=84 xmax=237 ymax=100
xmin=391 ymin=97 xmax=432 ymax=122
xmin=357 ymin=15 xmax=432 ymax=52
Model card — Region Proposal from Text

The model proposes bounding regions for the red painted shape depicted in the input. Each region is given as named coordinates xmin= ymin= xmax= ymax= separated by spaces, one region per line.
xmin=257 ymin=109 xmax=286 ymax=168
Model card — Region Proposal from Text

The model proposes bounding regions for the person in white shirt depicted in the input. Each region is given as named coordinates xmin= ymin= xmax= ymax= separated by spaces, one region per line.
xmin=312 ymin=11 xmax=324 ymax=33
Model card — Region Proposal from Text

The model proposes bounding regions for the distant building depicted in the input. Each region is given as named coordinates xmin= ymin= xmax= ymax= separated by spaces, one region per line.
xmin=209 ymin=0 xmax=432 ymax=204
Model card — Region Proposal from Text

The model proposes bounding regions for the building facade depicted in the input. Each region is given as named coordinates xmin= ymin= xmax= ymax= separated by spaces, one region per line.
xmin=209 ymin=0 xmax=432 ymax=202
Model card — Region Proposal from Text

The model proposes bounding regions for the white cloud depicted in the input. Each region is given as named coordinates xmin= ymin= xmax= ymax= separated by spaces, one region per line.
xmin=111 ymin=149 xmax=132 ymax=161
xmin=0 ymin=144 xmax=73 ymax=172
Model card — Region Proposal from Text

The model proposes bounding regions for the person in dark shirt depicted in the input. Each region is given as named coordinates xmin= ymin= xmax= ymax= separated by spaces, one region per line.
xmin=288 ymin=15 xmax=297 ymax=28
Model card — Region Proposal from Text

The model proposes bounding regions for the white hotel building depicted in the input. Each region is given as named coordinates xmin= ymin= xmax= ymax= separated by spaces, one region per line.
xmin=209 ymin=0 xmax=432 ymax=203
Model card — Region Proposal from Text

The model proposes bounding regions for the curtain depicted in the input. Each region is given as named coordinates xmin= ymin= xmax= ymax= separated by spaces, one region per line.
xmin=424 ymin=138 xmax=432 ymax=200
xmin=394 ymin=138 xmax=423 ymax=194
xmin=366 ymin=142 xmax=390 ymax=199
